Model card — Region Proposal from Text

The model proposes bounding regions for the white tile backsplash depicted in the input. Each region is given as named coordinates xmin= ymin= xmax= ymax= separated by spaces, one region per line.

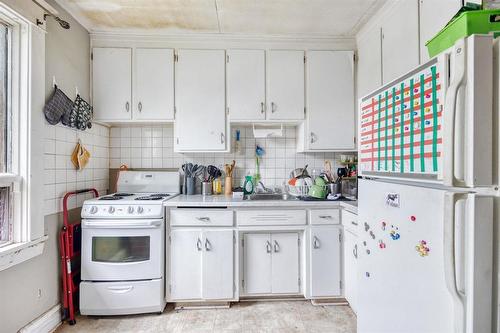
xmin=110 ymin=125 xmax=355 ymax=187
xmin=43 ymin=123 xmax=110 ymax=215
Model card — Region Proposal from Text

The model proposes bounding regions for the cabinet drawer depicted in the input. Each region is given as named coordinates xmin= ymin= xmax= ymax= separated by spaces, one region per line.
xmin=237 ymin=210 xmax=306 ymax=226
xmin=170 ymin=209 xmax=233 ymax=227
xmin=309 ymin=209 xmax=340 ymax=225
xmin=341 ymin=209 xmax=358 ymax=234
xmin=80 ymin=279 xmax=163 ymax=315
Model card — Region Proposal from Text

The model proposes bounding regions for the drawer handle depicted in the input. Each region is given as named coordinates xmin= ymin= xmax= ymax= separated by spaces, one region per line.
xmin=205 ymin=238 xmax=211 ymax=251
xmin=196 ymin=217 xmax=210 ymax=222
xmin=273 ymin=240 xmax=280 ymax=253
xmin=266 ymin=241 xmax=272 ymax=253
xmin=261 ymin=102 xmax=265 ymax=114
xmin=351 ymin=221 xmax=358 ymax=226
xmin=196 ymin=238 xmax=202 ymax=251
xmin=319 ymin=215 xmax=332 ymax=219
xmin=107 ymin=286 xmax=134 ymax=294
xmin=353 ymin=244 xmax=358 ymax=259
xmin=313 ymin=236 xmax=320 ymax=249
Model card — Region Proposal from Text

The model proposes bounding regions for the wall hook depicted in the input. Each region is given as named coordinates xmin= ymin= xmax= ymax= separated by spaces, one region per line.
xmin=52 ymin=76 xmax=57 ymax=88
xmin=75 ymin=86 xmax=79 ymax=96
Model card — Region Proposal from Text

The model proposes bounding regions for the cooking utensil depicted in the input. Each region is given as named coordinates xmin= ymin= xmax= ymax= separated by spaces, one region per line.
xmin=324 ymin=160 xmax=334 ymax=183
xmin=290 ymin=164 xmax=309 ymax=179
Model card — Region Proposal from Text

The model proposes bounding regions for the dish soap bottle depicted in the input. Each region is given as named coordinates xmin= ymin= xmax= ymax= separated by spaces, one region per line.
xmin=243 ymin=174 xmax=254 ymax=195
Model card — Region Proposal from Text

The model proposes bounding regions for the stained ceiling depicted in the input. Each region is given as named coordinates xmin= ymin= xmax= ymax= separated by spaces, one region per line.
xmin=55 ymin=0 xmax=388 ymax=36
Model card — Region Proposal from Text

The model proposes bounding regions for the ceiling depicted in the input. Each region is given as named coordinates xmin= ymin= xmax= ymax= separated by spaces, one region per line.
xmin=55 ymin=0 xmax=388 ymax=36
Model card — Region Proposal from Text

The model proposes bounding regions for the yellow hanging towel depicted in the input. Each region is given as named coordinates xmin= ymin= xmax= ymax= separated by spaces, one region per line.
xmin=71 ymin=139 xmax=91 ymax=170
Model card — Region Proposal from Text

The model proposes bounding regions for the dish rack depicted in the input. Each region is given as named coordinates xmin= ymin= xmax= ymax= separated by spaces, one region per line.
xmin=286 ymin=184 xmax=329 ymax=197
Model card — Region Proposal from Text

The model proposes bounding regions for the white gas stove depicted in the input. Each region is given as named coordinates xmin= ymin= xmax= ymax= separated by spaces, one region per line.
xmin=80 ymin=171 xmax=179 ymax=316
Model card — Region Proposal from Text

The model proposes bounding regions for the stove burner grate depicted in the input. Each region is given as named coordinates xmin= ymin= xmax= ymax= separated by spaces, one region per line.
xmin=113 ymin=193 xmax=134 ymax=197
xmin=135 ymin=196 xmax=164 ymax=201
xmin=99 ymin=196 xmax=123 ymax=201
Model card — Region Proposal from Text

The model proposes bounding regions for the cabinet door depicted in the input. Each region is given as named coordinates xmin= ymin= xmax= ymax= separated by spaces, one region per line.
xmin=244 ymin=233 xmax=272 ymax=294
xmin=419 ymin=0 xmax=462 ymax=62
xmin=267 ymin=50 xmax=305 ymax=120
xmin=134 ymin=48 xmax=174 ymax=120
xmin=381 ymin=0 xmax=420 ymax=83
xmin=271 ymin=233 xmax=300 ymax=294
xmin=343 ymin=229 xmax=358 ymax=314
xmin=227 ymin=50 xmax=266 ymax=121
xmin=92 ymin=48 xmax=132 ymax=121
xmin=310 ymin=226 xmax=342 ymax=297
xmin=202 ymin=230 xmax=234 ymax=300
xmin=357 ymin=27 xmax=382 ymax=98
xmin=170 ymin=229 xmax=202 ymax=300
xmin=175 ymin=49 xmax=227 ymax=151
xmin=306 ymin=51 xmax=355 ymax=150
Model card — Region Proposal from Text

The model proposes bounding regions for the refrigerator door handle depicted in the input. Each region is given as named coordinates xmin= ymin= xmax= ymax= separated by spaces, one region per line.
xmin=444 ymin=192 xmax=467 ymax=333
xmin=443 ymin=39 xmax=466 ymax=188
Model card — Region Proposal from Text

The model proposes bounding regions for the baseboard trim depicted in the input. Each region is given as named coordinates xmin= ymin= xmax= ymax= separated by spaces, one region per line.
xmin=20 ymin=304 xmax=61 ymax=333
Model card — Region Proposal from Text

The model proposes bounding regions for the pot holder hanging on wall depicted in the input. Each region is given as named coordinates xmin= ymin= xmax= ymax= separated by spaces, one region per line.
xmin=43 ymin=85 xmax=73 ymax=125
xmin=71 ymin=139 xmax=91 ymax=170
xmin=62 ymin=95 xmax=93 ymax=131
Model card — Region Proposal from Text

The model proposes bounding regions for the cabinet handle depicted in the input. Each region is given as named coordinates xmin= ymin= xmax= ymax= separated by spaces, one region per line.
xmin=353 ymin=244 xmax=358 ymax=259
xmin=196 ymin=238 xmax=202 ymax=251
xmin=204 ymin=238 xmax=211 ymax=251
xmin=125 ymin=101 xmax=130 ymax=112
xmin=351 ymin=221 xmax=358 ymax=226
xmin=313 ymin=236 xmax=320 ymax=249
xmin=310 ymin=132 xmax=317 ymax=144
xmin=273 ymin=240 xmax=280 ymax=253
xmin=138 ymin=102 xmax=142 ymax=112
xmin=319 ymin=215 xmax=332 ymax=219
xmin=220 ymin=132 xmax=225 ymax=144
xmin=196 ymin=217 xmax=210 ymax=222
xmin=260 ymin=102 xmax=265 ymax=114
xmin=271 ymin=102 xmax=276 ymax=113
xmin=266 ymin=241 xmax=272 ymax=253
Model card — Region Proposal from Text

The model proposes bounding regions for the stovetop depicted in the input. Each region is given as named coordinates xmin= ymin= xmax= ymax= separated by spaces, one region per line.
xmin=81 ymin=192 xmax=179 ymax=219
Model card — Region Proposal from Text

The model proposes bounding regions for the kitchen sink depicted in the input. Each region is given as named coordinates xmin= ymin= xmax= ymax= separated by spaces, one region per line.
xmin=244 ymin=193 xmax=295 ymax=201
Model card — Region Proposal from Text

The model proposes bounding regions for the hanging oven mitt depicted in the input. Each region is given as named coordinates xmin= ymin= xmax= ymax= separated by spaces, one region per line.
xmin=71 ymin=140 xmax=91 ymax=170
xmin=44 ymin=85 xmax=74 ymax=125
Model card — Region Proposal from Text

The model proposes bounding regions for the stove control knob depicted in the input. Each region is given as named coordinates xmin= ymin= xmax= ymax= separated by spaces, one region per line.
xmin=137 ymin=206 xmax=144 ymax=214
xmin=108 ymin=206 xmax=115 ymax=214
xmin=90 ymin=206 xmax=98 ymax=214
xmin=128 ymin=206 xmax=135 ymax=214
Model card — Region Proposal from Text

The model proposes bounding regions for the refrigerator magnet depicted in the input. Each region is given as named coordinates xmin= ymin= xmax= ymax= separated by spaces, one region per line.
xmin=381 ymin=221 xmax=387 ymax=230
xmin=410 ymin=215 xmax=416 ymax=222
xmin=378 ymin=240 xmax=386 ymax=249
xmin=416 ymin=241 xmax=430 ymax=257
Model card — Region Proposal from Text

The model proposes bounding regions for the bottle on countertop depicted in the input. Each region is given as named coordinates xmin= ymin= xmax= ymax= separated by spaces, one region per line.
xmin=243 ymin=174 xmax=254 ymax=195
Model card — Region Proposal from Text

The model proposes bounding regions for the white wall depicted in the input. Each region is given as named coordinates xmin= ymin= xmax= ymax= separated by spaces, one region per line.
xmin=110 ymin=124 xmax=351 ymax=187
xmin=0 ymin=1 xmax=105 ymax=332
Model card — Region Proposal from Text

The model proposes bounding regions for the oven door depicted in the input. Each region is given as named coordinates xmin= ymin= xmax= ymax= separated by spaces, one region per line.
xmin=81 ymin=219 xmax=164 ymax=281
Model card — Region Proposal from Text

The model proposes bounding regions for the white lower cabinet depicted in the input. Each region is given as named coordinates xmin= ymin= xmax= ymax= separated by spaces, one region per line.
xmin=309 ymin=225 xmax=342 ymax=297
xmin=343 ymin=228 xmax=358 ymax=314
xmin=170 ymin=229 xmax=234 ymax=301
xmin=243 ymin=232 xmax=300 ymax=295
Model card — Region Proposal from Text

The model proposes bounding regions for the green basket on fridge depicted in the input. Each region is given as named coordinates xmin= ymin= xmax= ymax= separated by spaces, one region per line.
xmin=426 ymin=9 xmax=500 ymax=58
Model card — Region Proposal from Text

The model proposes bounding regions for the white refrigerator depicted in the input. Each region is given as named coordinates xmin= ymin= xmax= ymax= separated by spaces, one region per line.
xmin=357 ymin=34 xmax=499 ymax=333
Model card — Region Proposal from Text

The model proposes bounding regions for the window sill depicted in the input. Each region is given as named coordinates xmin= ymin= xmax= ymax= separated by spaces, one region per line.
xmin=0 ymin=236 xmax=48 ymax=272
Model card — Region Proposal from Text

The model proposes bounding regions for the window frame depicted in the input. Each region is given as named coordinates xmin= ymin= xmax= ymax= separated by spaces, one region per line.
xmin=0 ymin=4 xmax=39 ymax=252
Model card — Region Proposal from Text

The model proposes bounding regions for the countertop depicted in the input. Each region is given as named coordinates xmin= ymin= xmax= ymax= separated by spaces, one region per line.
xmin=164 ymin=194 xmax=357 ymax=213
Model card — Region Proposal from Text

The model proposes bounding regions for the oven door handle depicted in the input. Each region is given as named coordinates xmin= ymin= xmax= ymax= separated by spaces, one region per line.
xmin=82 ymin=220 xmax=163 ymax=229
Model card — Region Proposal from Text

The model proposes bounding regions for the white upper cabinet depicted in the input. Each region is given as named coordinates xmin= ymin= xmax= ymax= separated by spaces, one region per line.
xmin=303 ymin=50 xmax=355 ymax=151
xmin=227 ymin=50 xmax=266 ymax=121
xmin=134 ymin=48 xmax=174 ymax=121
xmin=267 ymin=50 xmax=305 ymax=121
xmin=419 ymin=0 xmax=462 ymax=62
xmin=174 ymin=49 xmax=227 ymax=152
xmin=381 ymin=0 xmax=420 ymax=83
xmin=357 ymin=27 xmax=382 ymax=98
xmin=92 ymin=48 xmax=132 ymax=121
xmin=92 ymin=47 xmax=175 ymax=122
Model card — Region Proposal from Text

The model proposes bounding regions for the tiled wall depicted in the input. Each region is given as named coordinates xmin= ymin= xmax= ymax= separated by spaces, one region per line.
xmin=43 ymin=123 xmax=109 ymax=215
xmin=110 ymin=125 xmax=355 ymax=187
